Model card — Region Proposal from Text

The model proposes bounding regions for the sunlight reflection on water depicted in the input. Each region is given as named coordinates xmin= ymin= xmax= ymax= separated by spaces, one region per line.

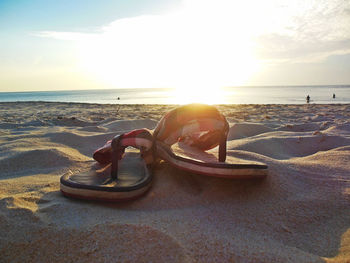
xmin=168 ymin=87 xmax=229 ymax=104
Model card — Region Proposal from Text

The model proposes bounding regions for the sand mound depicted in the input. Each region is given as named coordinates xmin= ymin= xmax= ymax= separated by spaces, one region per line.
xmin=102 ymin=119 xmax=157 ymax=131
xmin=44 ymin=131 xmax=112 ymax=156
xmin=51 ymin=116 xmax=97 ymax=127
xmin=0 ymin=224 xmax=189 ymax=263
xmin=228 ymin=122 xmax=273 ymax=140
xmin=227 ymin=130 xmax=350 ymax=159
xmin=0 ymin=149 xmax=76 ymax=177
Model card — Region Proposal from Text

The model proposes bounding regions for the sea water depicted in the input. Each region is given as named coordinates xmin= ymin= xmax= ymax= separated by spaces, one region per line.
xmin=0 ymin=86 xmax=349 ymax=104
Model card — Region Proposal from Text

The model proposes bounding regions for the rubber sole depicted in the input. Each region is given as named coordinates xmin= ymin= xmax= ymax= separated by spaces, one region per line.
xmin=60 ymin=182 xmax=152 ymax=202
xmin=60 ymin=152 xmax=153 ymax=202
xmin=156 ymin=143 xmax=268 ymax=179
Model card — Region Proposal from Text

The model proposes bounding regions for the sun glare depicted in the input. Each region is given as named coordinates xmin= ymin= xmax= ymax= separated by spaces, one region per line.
xmin=168 ymin=85 xmax=229 ymax=104
xmin=76 ymin=0 xmax=261 ymax=101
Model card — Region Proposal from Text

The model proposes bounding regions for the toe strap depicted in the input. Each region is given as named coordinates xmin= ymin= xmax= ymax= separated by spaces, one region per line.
xmin=111 ymin=134 xmax=124 ymax=180
xmin=93 ymin=128 xmax=154 ymax=180
xmin=219 ymin=135 xmax=227 ymax=162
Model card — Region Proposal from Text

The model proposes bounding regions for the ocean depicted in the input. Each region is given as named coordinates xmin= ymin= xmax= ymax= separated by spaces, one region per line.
xmin=0 ymin=86 xmax=349 ymax=104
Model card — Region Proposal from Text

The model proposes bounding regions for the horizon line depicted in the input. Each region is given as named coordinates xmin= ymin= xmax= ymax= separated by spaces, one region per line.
xmin=1 ymin=84 xmax=350 ymax=93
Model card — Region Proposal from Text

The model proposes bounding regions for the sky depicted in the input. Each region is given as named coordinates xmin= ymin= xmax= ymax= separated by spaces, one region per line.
xmin=0 ymin=0 xmax=350 ymax=92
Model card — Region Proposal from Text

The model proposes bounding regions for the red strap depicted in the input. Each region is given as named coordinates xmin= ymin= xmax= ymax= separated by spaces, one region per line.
xmin=154 ymin=104 xmax=228 ymax=150
xmin=93 ymin=128 xmax=153 ymax=164
xmin=93 ymin=140 xmax=112 ymax=164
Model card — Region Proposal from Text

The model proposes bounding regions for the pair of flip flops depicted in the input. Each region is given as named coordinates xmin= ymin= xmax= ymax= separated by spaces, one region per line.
xmin=60 ymin=104 xmax=268 ymax=202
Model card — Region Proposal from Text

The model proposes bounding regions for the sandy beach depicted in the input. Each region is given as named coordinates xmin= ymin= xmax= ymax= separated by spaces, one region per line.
xmin=0 ymin=102 xmax=349 ymax=262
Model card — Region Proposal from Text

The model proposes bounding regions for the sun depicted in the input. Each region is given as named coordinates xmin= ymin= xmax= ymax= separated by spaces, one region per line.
xmin=76 ymin=0 xmax=261 ymax=99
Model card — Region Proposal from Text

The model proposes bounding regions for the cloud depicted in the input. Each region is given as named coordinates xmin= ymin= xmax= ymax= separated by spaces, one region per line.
xmin=32 ymin=31 xmax=96 ymax=41
xmin=34 ymin=0 xmax=350 ymax=88
xmin=254 ymin=0 xmax=350 ymax=62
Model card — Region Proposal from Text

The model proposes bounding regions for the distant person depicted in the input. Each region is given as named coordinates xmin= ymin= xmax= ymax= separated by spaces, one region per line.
xmin=306 ymin=95 xmax=310 ymax=103
xmin=333 ymin=93 xmax=335 ymax=99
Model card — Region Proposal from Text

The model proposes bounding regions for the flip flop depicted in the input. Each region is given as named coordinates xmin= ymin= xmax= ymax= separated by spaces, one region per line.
xmin=92 ymin=104 xmax=268 ymax=179
xmin=153 ymin=104 xmax=268 ymax=178
xmin=60 ymin=129 xmax=154 ymax=201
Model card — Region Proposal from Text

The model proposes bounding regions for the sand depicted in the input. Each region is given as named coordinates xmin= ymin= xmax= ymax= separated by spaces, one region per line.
xmin=0 ymin=102 xmax=349 ymax=263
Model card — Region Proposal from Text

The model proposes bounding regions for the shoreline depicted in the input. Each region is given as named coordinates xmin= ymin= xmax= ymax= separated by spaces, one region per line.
xmin=1 ymin=101 xmax=350 ymax=105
